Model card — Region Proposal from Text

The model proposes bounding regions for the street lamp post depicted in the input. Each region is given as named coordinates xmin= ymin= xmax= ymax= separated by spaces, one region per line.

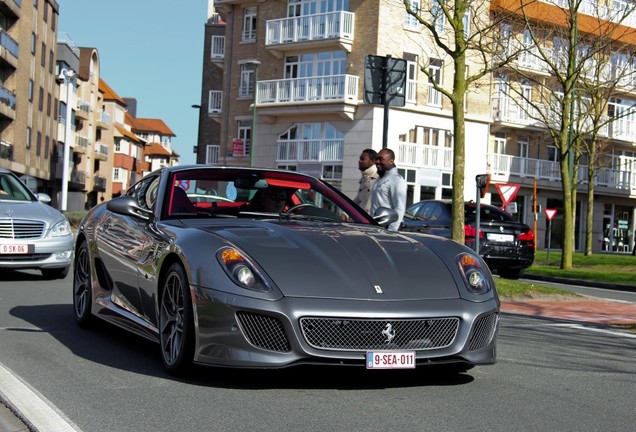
xmin=192 ymin=104 xmax=202 ymax=164
xmin=58 ymin=69 xmax=76 ymax=212
xmin=246 ymin=60 xmax=261 ymax=166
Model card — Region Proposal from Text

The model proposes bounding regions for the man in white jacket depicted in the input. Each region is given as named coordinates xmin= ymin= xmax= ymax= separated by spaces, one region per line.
xmin=371 ymin=148 xmax=407 ymax=231
xmin=354 ymin=149 xmax=378 ymax=214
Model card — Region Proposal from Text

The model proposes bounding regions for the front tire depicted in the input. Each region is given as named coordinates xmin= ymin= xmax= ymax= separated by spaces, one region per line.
xmin=73 ymin=240 xmax=93 ymax=327
xmin=159 ymin=263 xmax=195 ymax=375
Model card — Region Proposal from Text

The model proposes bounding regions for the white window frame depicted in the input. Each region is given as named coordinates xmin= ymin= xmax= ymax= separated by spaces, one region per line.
xmin=208 ymin=90 xmax=222 ymax=113
xmin=210 ymin=35 xmax=225 ymax=59
xmin=406 ymin=61 xmax=417 ymax=104
xmin=242 ymin=7 xmax=257 ymax=42
xmin=239 ymin=63 xmax=256 ymax=98
xmin=404 ymin=0 xmax=420 ymax=29
xmin=427 ymin=58 xmax=443 ymax=106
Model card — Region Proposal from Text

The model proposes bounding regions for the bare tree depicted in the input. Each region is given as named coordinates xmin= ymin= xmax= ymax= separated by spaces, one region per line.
xmin=493 ymin=0 xmax=636 ymax=268
xmin=402 ymin=0 xmax=523 ymax=242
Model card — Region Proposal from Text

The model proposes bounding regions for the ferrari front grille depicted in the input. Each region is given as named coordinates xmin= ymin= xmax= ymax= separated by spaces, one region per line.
xmin=236 ymin=312 xmax=291 ymax=352
xmin=300 ymin=317 xmax=460 ymax=351
xmin=0 ymin=219 xmax=45 ymax=239
xmin=468 ymin=313 xmax=499 ymax=350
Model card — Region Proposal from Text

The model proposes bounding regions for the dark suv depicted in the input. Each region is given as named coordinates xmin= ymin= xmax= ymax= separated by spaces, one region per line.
xmin=400 ymin=199 xmax=535 ymax=279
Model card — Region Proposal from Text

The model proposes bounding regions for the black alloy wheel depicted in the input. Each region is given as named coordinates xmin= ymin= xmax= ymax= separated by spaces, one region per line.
xmin=73 ymin=239 xmax=93 ymax=327
xmin=159 ymin=262 xmax=195 ymax=374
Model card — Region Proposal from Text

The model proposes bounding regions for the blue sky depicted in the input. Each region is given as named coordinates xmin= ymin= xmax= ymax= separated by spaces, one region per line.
xmin=58 ymin=0 xmax=208 ymax=165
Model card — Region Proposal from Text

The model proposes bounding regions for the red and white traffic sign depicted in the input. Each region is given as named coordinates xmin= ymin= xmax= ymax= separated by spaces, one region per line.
xmin=545 ymin=208 xmax=557 ymax=221
xmin=495 ymin=183 xmax=521 ymax=207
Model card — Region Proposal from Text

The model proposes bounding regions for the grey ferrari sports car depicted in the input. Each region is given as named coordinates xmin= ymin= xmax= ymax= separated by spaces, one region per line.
xmin=73 ymin=165 xmax=499 ymax=374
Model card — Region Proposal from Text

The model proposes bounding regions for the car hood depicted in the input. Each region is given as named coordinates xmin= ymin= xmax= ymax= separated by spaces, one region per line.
xmin=0 ymin=200 xmax=65 ymax=224
xmin=202 ymin=222 xmax=461 ymax=301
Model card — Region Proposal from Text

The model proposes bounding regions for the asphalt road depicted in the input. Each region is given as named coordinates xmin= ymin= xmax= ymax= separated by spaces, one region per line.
xmin=1 ymin=270 xmax=635 ymax=432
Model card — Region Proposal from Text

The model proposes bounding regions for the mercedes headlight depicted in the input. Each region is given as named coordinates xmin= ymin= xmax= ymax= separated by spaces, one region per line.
xmin=50 ymin=219 xmax=72 ymax=237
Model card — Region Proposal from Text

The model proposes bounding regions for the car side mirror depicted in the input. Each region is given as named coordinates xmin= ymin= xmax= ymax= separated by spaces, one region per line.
xmin=37 ymin=193 xmax=52 ymax=204
xmin=373 ymin=207 xmax=398 ymax=228
xmin=107 ymin=196 xmax=155 ymax=222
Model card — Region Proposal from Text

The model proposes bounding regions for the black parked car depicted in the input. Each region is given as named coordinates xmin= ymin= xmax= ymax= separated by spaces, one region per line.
xmin=400 ymin=199 xmax=534 ymax=279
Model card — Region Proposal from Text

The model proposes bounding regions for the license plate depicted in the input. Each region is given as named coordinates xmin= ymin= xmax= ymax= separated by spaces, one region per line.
xmin=487 ymin=233 xmax=514 ymax=242
xmin=366 ymin=351 xmax=415 ymax=369
xmin=0 ymin=244 xmax=30 ymax=254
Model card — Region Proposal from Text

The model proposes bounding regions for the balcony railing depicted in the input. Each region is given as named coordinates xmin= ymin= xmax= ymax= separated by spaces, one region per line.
xmin=99 ymin=111 xmax=110 ymax=124
xmin=266 ymin=11 xmax=354 ymax=46
xmin=206 ymin=145 xmax=220 ymax=165
xmin=396 ymin=142 xmax=454 ymax=170
xmin=0 ymin=29 xmax=19 ymax=59
xmin=208 ymin=90 xmax=222 ymax=113
xmin=276 ymin=139 xmax=343 ymax=163
xmin=70 ymin=169 xmax=86 ymax=185
xmin=94 ymin=142 xmax=108 ymax=157
xmin=257 ymin=75 xmax=358 ymax=104
xmin=487 ymin=153 xmax=636 ymax=192
xmin=75 ymin=136 xmax=89 ymax=150
xmin=492 ymin=97 xmax=548 ymax=128
xmin=77 ymin=100 xmax=90 ymax=115
xmin=94 ymin=175 xmax=106 ymax=191
xmin=0 ymin=85 xmax=16 ymax=110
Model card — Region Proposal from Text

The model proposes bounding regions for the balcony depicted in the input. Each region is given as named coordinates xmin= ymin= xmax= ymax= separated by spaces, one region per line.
xmin=0 ymin=29 xmax=19 ymax=69
xmin=93 ymin=175 xmax=106 ymax=192
xmin=0 ymin=0 xmax=21 ymax=20
xmin=70 ymin=169 xmax=86 ymax=188
xmin=256 ymin=74 xmax=358 ymax=120
xmin=607 ymin=117 xmax=636 ymax=142
xmin=75 ymin=100 xmax=90 ymax=120
xmin=491 ymin=97 xmax=548 ymax=130
xmin=94 ymin=142 xmax=108 ymax=160
xmin=276 ymin=139 xmax=343 ymax=163
xmin=498 ymin=41 xmax=552 ymax=76
xmin=96 ymin=111 xmax=110 ymax=129
xmin=487 ymin=153 xmax=636 ymax=194
xmin=75 ymin=136 xmax=89 ymax=153
xmin=0 ymin=84 xmax=16 ymax=120
xmin=266 ymin=11 xmax=354 ymax=56
xmin=396 ymin=142 xmax=454 ymax=171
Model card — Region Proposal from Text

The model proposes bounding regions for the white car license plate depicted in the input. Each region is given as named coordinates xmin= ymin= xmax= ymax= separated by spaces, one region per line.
xmin=487 ymin=233 xmax=514 ymax=242
xmin=0 ymin=244 xmax=29 ymax=254
xmin=366 ymin=351 xmax=415 ymax=369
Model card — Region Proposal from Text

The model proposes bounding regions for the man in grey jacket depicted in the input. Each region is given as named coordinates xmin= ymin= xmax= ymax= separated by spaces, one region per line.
xmin=371 ymin=148 xmax=407 ymax=231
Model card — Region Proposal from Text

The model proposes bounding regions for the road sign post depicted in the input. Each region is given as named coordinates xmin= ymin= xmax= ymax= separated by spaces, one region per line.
xmin=475 ymin=174 xmax=490 ymax=254
xmin=545 ymin=208 xmax=557 ymax=262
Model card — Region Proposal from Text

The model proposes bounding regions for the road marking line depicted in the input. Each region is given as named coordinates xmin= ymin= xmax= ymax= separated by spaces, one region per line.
xmin=549 ymin=323 xmax=636 ymax=338
xmin=0 ymin=361 xmax=81 ymax=432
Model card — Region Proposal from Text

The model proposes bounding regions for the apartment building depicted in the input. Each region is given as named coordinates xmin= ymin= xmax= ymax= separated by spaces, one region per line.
xmin=199 ymin=0 xmax=635 ymax=253
xmin=490 ymin=0 xmax=636 ymax=253
xmin=0 ymin=0 xmax=60 ymax=198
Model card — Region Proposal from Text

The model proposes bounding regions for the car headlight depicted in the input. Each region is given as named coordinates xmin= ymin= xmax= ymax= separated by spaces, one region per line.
xmin=216 ymin=247 xmax=272 ymax=292
xmin=456 ymin=253 xmax=492 ymax=295
xmin=50 ymin=219 xmax=72 ymax=237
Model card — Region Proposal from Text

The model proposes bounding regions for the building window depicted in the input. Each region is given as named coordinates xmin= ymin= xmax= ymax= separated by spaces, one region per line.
xmin=237 ymin=120 xmax=252 ymax=156
xmin=432 ymin=0 xmax=445 ymax=34
xmin=547 ymin=145 xmax=558 ymax=162
xmin=36 ymin=132 xmax=42 ymax=156
xmin=404 ymin=0 xmax=420 ymax=29
xmin=406 ymin=61 xmax=417 ymax=104
xmin=47 ymin=93 xmax=51 ymax=115
xmin=28 ymin=80 xmax=34 ymax=102
xmin=239 ymin=63 xmax=257 ymax=97
xmin=26 ymin=127 xmax=32 ymax=150
xmin=31 ymin=33 xmax=36 ymax=55
xmin=210 ymin=35 xmax=225 ymax=59
xmin=206 ymin=145 xmax=220 ymax=164
xmin=113 ymin=168 xmax=121 ymax=181
xmin=208 ymin=90 xmax=222 ymax=113
xmin=242 ymin=7 xmax=257 ymax=42
xmin=38 ymin=87 xmax=44 ymax=111
xmin=45 ymin=136 xmax=49 ymax=159
xmin=428 ymin=58 xmax=442 ymax=106
xmin=41 ymin=42 xmax=46 ymax=66
xmin=49 ymin=50 xmax=54 ymax=73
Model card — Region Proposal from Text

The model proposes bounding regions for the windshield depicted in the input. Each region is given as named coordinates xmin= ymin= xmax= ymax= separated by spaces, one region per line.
xmin=156 ymin=168 xmax=375 ymax=224
xmin=0 ymin=172 xmax=35 ymax=202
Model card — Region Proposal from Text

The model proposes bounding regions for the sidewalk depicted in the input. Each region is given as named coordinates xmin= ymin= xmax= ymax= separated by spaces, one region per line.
xmin=500 ymin=296 xmax=636 ymax=326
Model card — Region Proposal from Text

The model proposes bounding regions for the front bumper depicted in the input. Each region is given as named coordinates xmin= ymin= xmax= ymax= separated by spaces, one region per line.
xmin=190 ymin=286 xmax=499 ymax=369
xmin=0 ymin=234 xmax=74 ymax=270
